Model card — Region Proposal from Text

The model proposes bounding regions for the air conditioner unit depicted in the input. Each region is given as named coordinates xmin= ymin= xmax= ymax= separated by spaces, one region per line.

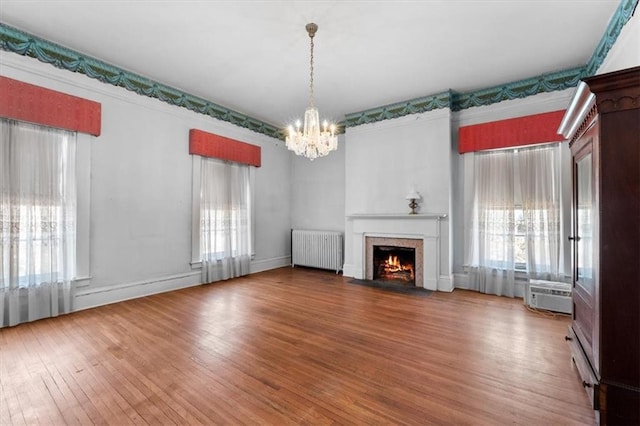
xmin=525 ymin=279 xmax=572 ymax=314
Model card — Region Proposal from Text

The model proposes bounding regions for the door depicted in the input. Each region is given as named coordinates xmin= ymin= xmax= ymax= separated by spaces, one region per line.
xmin=571 ymin=125 xmax=597 ymax=371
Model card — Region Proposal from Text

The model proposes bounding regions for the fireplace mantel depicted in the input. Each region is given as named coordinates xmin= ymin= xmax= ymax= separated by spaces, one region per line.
xmin=343 ymin=213 xmax=452 ymax=291
xmin=347 ymin=213 xmax=447 ymax=220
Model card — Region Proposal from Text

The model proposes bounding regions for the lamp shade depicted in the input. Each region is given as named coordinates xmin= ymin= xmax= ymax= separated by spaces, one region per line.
xmin=406 ymin=190 xmax=421 ymax=200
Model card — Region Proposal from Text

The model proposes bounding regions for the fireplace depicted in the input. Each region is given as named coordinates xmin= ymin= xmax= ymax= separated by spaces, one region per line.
xmin=365 ymin=236 xmax=423 ymax=287
xmin=373 ymin=245 xmax=415 ymax=285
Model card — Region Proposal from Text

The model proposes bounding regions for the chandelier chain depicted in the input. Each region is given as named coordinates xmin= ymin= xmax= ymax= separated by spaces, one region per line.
xmin=309 ymin=33 xmax=315 ymax=107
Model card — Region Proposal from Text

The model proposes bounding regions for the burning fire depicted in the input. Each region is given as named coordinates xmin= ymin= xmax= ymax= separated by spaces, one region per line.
xmin=384 ymin=255 xmax=414 ymax=275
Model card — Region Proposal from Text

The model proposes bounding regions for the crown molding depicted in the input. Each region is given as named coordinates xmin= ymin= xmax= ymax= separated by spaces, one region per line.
xmin=1 ymin=0 xmax=637 ymax=135
xmin=344 ymin=91 xmax=452 ymax=128
xmin=0 ymin=23 xmax=284 ymax=140
xmin=345 ymin=107 xmax=451 ymax=136
xmin=583 ymin=0 xmax=638 ymax=77
xmin=450 ymin=67 xmax=585 ymax=111
xmin=344 ymin=0 xmax=638 ymax=127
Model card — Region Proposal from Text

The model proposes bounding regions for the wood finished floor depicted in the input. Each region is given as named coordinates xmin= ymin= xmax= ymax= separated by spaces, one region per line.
xmin=1 ymin=267 xmax=595 ymax=425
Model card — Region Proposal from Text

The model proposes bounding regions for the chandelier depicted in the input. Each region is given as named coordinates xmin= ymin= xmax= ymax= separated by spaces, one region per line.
xmin=286 ymin=23 xmax=338 ymax=160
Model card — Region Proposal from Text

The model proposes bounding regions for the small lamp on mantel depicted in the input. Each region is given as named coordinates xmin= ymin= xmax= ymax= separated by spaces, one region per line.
xmin=406 ymin=190 xmax=422 ymax=215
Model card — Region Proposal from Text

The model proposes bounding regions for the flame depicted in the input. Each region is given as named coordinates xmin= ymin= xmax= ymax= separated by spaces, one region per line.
xmin=384 ymin=255 xmax=413 ymax=274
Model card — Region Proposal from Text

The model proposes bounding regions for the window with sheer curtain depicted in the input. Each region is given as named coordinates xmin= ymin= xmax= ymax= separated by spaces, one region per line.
xmin=467 ymin=144 xmax=561 ymax=297
xmin=1 ymin=118 xmax=77 ymax=327
xmin=199 ymin=157 xmax=252 ymax=283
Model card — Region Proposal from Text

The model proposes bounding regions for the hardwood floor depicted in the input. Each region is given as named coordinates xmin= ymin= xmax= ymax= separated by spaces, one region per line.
xmin=1 ymin=267 xmax=595 ymax=425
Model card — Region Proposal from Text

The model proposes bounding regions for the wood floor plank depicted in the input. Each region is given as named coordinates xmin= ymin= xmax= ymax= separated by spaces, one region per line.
xmin=0 ymin=267 xmax=595 ymax=425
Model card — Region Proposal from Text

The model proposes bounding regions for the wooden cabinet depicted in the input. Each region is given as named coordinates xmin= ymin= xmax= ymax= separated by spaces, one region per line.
xmin=558 ymin=66 xmax=639 ymax=425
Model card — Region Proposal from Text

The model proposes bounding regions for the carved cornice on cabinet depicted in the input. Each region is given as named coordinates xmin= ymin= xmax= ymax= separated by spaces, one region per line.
xmin=597 ymin=95 xmax=640 ymax=114
xmin=585 ymin=66 xmax=640 ymax=114
xmin=568 ymin=104 xmax=597 ymax=147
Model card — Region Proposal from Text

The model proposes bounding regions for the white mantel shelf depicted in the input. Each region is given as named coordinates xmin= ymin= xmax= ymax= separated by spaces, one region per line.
xmin=347 ymin=213 xmax=448 ymax=219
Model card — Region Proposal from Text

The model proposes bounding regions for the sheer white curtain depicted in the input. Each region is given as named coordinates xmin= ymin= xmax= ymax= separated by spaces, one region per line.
xmin=467 ymin=149 xmax=517 ymax=297
xmin=1 ymin=119 xmax=77 ymax=327
xmin=200 ymin=158 xmax=251 ymax=283
xmin=518 ymin=144 xmax=561 ymax=280
xmin=467 ymin=144 xmax=562 ymax=297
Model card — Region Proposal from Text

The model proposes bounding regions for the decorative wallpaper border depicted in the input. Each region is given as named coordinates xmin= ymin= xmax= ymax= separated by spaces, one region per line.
xmin=0 ymin=0 xmax=637 ymax=135
xmin=450 ymin=67 xmax=584 ymax=111
xmin=0 ymin=24 xmax=283 ymax=140
xmin=343 ymin=91 xmax=452 ymax=127
xmin=583 ymin=0 xmax=638 ymax=77
xmin=347 ymin=0 xmax=638 ymax=123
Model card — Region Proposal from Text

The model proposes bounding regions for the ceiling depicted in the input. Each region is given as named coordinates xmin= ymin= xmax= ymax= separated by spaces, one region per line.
xmin=0 ymin=0 xmax=621 ymax=131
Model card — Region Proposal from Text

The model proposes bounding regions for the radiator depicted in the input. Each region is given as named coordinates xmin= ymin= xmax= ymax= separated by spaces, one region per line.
xmin=291 ymin=229 xmax=343 ymax=273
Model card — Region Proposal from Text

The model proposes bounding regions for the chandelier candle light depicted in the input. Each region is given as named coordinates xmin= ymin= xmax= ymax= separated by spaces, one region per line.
xmin=286 ymin=23 xmax=338 ymax=160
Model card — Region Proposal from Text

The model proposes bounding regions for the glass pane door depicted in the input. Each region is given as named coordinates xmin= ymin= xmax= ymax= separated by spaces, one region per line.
xmin=575 ymin=152 xmax=593 ymax=295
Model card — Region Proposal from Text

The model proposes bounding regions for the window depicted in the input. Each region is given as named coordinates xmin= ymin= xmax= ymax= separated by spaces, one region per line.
xmin=468 ymin=144 xmax=561 ymax=277
xmin=483 ymin=207 xmax=526 ymax=269
xmin=191 ymin=156 xmax=253 ymax=283
xmin=1 ymin=118 xmax=77 ymax=326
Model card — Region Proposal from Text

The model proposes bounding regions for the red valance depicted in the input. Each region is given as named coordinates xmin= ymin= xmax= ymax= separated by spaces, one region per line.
xmin=458 ymin=110 xmax=565 ymax=154
xmin=0 ymin=76 xmax=101 ymax=136
xmin=189 ymin=129 xmax=261 ymax=167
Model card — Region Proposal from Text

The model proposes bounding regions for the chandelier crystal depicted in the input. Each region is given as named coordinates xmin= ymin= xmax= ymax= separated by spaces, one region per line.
xmin=286 ymin=23 xmax=338 ymax=160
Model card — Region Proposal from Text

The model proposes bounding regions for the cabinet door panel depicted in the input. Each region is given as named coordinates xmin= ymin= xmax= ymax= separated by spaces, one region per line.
xmin=572 ymin=137 xmax=596 ymax=367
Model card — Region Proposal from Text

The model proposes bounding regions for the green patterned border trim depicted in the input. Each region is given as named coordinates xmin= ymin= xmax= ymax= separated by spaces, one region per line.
xmin=345 ymin=0 xmax=638 ymax=125
xmin=583 ymin=0 xmax=638 ymax=77
xmin=1 ymin=0 xmax=637 ymax=134
xmin=344 ymin=64 xmax=587 ymax=123
xmin=0 ymin=23 xmax=283 ymax=140
xmin=344 ymin=91 xmax=451 ymax=127
xmin=451 ymin=66 xmax=585 ymax=111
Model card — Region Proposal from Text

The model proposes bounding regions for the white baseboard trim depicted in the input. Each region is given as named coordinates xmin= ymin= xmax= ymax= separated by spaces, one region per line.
xmin=438 ymin=275 xmax=454 ymax=292
xmin=249 ymin=255 xmax=291 ymax=274
xmin=74 ymin=271 xmax=202 ymax=312
xmin=453 ymin=273 xmax=470 ymax=290
xmin=342 ymin=264 xmax=362 ymax=279
xmin=424 ymin=278 xmax=438 ymax=291
xmin=74 ymin=256 xmax=292 ymax=312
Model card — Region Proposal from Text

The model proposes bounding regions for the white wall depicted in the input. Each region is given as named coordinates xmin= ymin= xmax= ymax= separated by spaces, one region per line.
xmin=343 ymin=109 xmax=453 ymax=284
xmin=290 ymin=134 xmax=345 ymax=232
xmin=1 ymin=51 xmax=292 ymax=310
xmin=345 ymin=109 xmax=452 ymax=216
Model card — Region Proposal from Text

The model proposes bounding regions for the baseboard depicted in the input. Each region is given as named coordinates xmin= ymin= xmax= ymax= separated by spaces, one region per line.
xmin=74 ymin=256 xmax=292 ymax=312
xmin=250 ymin=256 xmax=291 ymax=274
xmin=74 ymin=271 xmax=202 ymax=312
xmin=342 ymin=263 xmax=362 ymax=279
xmin=438 ymin=275 xmax=454 ymax=292
xmin=453 ymin=273 xmax=470 ymax=289
xmin=424 ymin=278 xmax=438 ymax=291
